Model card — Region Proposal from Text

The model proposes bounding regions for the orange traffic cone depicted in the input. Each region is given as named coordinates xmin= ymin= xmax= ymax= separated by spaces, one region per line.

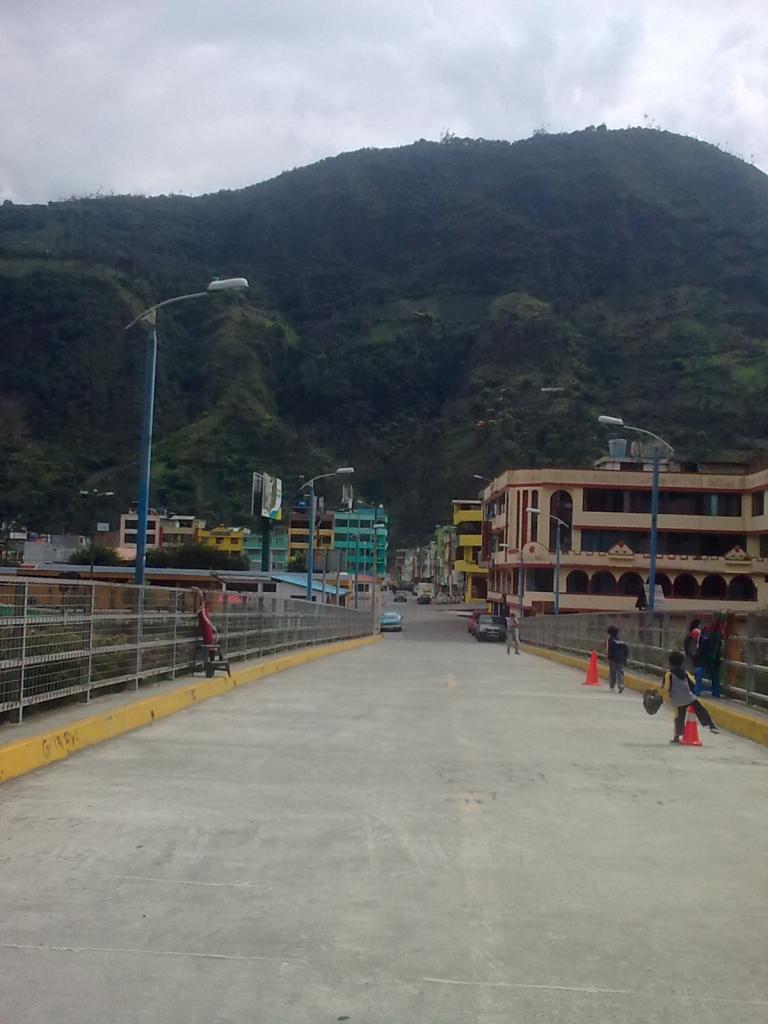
xmin=583 ymin=650 xmax=601 ymax=686
xmin=680 ymin=705 xmax=703 ymax=746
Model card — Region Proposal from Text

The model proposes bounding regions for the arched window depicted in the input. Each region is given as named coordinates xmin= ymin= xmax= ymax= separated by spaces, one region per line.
xmin=701 ymin=574 xmax=727 ymax=600
xmin=672 ymin=574 xmax=698 ymax=599
xmin=566 ymin=570 xmax=589 ymax=594
xmin=549 ymin=490 xmax=573 ymax=553
xmin=656 ymin=573 xmax=672 ymax=597
xmin=728 ymin=575 xmax=757 ymax=601
xmin=618 ymin=572 xmax=644 ymax=597
xmin=590 ymin=570 xmax=617 ymax=595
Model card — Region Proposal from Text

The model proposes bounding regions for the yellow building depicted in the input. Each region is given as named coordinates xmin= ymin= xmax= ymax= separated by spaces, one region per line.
xmin=483 ymin=452 xmax=768 ymax=615
xmin=198 ymin=526 xmax=249 ymax=555
xmin=452 ymin=500 xmax=487 ymax=603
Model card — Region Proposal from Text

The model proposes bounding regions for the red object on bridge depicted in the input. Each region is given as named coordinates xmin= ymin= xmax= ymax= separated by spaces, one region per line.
xmin=583 ymin=650 xmax=601 ymax=687
xmin=198 ymin=604 xmax=216 ymax=651
xmin=680 ymin=705 xmax=703 ymax=746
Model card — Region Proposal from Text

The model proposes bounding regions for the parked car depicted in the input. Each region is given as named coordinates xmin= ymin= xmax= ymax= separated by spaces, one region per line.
xmin=380 ymin=611 xmax=403 ymax=632
xmin=394 ymin=592 xmax=407 ymax=603
xmin=468 ymin=609 xmax=482 ymax=635
xmin=475 ymin=614 xmax=507 ymax=642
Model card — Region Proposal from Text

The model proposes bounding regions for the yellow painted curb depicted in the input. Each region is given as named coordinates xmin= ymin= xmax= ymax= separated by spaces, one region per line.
xmin=521 ymin=643 xmax=768 ymax=748
xmin=0 ymin=634 xmax=382 ymax=785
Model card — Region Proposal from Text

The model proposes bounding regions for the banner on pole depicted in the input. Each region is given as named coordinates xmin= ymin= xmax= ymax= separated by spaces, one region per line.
xmin=261 ymin=473 xmax=283 ymax=521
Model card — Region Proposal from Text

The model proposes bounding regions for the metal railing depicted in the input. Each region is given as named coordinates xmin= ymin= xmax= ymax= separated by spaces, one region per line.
xmin=522 ymin=610 xmax=768 ymax=710
xmin=0 ymin=578 xmax=371 ymax=723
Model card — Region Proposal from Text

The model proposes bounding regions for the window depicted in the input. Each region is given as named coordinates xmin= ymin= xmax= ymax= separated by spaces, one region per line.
xmin=762 ymin=535 xmax=768 ymax=558
xmin=530 ymin=491 xmax=538 ymax=542
xmin=753 ymin=492 xmax=765 ymax=517
xmin=262 ymin=582 xmax=277 ymax=593
xmin=527 ymin=568 xmax=554 ymax=592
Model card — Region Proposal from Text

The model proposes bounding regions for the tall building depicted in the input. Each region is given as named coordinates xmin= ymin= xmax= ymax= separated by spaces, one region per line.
xmin=161 ymin=514 xmax=206 ymax=547
xmin=483 ymin=449 xmax=768 ymax=614
xmin=288 ymin=503 xmax=334 ymax=566
xmin=244 ymin=524 xmax=289 ymax=572
xmin=453 ymin=500 xmax=487 ymax=603
xmin=434 ymin=524 xmax=459 ymax=596
xmin=333 ymin=506 xmax=388 ymax=576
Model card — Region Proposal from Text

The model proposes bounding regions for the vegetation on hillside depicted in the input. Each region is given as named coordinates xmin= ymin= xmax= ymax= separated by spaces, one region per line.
xmin=3 ymin=127 xmax=768 ymax=543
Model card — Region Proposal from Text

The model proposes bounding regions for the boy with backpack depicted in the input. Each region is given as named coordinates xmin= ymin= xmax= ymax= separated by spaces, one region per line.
xmin=606 ymin=625 xmax=629 ymax=692
xmin=663 ymin=650 xmax=719 ymax=742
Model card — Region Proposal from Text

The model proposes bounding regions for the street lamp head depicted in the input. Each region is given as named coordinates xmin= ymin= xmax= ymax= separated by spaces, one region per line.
xmin=335 ymin=466 xmax=355 ymax=475
xmin=526 ymin=507 xmax=541 ymax=515
xmin=207 ymin=277 xmax=249 ymax=292
xmin=598 ymin=415 xmax=624 ymax=427
xmin=473 ymin=474 xmax=491 ymax=482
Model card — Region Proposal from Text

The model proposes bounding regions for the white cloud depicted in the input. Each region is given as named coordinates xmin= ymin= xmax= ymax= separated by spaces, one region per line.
xmin=0 ymin=0 xmax=766 ymax=202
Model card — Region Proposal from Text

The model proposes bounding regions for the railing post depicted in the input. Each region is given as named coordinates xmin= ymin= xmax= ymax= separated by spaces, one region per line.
xmin=134 ymin=586 xmax=144 ymax=690
xmin=83 ymin=581 xmax=95 ymax=704
xmin=744 ymin=616 xmax=755 ymax=706
xmin=16 ymin=582 xmax=29 ymax=724
xmin=171 ymin=590 xmax=179 ymax=679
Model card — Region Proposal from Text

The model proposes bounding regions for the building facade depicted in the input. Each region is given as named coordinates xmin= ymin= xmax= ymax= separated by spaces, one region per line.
xmin=333 ymin=506 xmax=388 ymax=576
xmin=243 ymin=524 xmax=289 ymax=572
xmin=198 ymin=525 xmax=250 ymax=556
xmin=483 ymin=454 xmax=768 ymax=614
xmin=453 ymin=500 xmax=487 ymax=603
xmin=287 ymin=505 xmax=335 ymax=566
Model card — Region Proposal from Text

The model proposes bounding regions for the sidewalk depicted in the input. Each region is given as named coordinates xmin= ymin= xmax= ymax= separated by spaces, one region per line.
xmin=0 ymin=635 xmax=380 ymax=784
xmin=523 ymin=643 xmax=768 ymax=747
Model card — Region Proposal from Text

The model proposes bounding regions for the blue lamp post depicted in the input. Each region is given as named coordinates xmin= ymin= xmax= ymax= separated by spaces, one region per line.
xmin=125 ymin=278 xmax=248 ymax=586
xmin=598 ymin=416 xmax=675 ymax=611
xmin=527 ymin=507 xmax=568 ymax=615
xmin=300 ymin=468 xmax=354 ymax=601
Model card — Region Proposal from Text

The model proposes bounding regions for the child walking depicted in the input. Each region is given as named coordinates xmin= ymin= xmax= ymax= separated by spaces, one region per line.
xmin=606 ymin=625 xmax=628 ymax=692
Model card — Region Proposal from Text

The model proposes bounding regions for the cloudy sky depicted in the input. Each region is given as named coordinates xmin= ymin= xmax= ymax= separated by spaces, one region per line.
xmin=1 ymin=0 xmax=767 ymax=203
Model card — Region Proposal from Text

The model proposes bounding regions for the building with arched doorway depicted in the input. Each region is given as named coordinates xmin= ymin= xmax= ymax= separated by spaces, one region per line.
xmin=482 ymin=451 xmax=768 ymax=614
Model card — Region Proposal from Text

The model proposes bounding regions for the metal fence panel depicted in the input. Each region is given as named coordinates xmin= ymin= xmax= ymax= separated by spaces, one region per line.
xmin=522 ymin=610 xmax=768 ymax=709
xmin=0 ymin=578 xmax=371 ymax=723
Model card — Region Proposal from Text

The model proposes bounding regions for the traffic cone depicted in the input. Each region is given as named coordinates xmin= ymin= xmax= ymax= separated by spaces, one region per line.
xmin=680 ymin=705 xmax=703 ymax=746
xmin=583 ymin=650 xmax=601 ymax=686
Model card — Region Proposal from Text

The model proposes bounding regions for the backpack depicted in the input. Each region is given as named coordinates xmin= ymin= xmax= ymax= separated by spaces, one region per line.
xmin=613 ymin=639 xmax=629 ymax=664
xmin=683 ymin=630 xmax=699 ymax=657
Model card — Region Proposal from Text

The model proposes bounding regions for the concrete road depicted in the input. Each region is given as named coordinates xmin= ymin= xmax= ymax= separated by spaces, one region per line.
xmin=1 ymin=600 xmax=767 ymax=1023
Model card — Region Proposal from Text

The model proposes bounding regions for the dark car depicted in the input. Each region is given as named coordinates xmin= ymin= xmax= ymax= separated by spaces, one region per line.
xmin=394 ymin=592 xmax=407 ymax=603
xmin=475 ymin=614 xmax=507 ymax=642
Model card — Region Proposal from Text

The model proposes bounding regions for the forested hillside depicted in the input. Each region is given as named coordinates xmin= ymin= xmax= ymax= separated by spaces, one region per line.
xmin=3 ymin=127 xmax=768 ymax=542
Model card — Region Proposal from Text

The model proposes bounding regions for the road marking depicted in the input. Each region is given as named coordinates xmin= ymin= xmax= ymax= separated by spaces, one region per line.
xmin=421 ymin=977 xmax=768 ymax=1007
xmin=0 ymin=943 xmax=308 ymax=964
xmin=107 ymin=874 xmax=268 ymax=889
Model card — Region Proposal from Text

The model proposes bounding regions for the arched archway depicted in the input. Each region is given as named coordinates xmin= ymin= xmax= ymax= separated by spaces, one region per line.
xmin=618 ymin=572 xmax=644 ymax=597
xmin=549 ymin=490 xmax=573 ymax=553
xmin=673 ymin=574 xmax=698 ymax=599
xmin=590 ymin=570 xmax=617 ymax=596
xmin=701 ymin=574 xmax=727 ymax=600
xmin=656 ymin=573 xmax=672 ymax=597
xmin=566 ymin=570 xmax=589 ymax=594
xmin=728 ymin=575 xmax=757 ymax=601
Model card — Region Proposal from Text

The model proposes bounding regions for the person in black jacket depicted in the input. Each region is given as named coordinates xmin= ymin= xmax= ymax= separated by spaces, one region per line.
xmin=606 ymin=625 xmax=628 ymax=692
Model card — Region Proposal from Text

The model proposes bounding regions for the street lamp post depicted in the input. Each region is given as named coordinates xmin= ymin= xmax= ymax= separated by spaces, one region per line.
xmin=300 ymin=468 xmax=354 ymax=601
xmin=372 ymin=523 xmax=387 ymax=633
xmin=125 ymin=278 xmax=248 ymax=586
xmin=80 ymin=487 xmax=115 ymax=575
xmin=527 ymin=507 xmax=568 ymax=615
xmin=598 ymin=416 xmax=675 ymax=612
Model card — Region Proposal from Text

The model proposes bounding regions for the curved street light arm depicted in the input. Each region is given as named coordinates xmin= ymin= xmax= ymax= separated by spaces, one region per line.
xmin=623 ymin=424 xmax=675 ymax=455
xmin=124 ymin=291 xmax=209 ymax=330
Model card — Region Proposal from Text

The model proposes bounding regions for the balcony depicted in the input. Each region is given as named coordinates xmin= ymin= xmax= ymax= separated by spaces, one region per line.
xmin=453 ymin=508 xmax=482 ymax=525
xmin=455 ymin=559 xmax=488 ymax=575
xmin=458 ymin=534 xmax=482 ymax=547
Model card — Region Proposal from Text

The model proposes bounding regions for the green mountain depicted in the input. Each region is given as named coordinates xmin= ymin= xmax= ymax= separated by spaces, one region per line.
xmin=3 ymin=127 xmax=768 ymax=543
